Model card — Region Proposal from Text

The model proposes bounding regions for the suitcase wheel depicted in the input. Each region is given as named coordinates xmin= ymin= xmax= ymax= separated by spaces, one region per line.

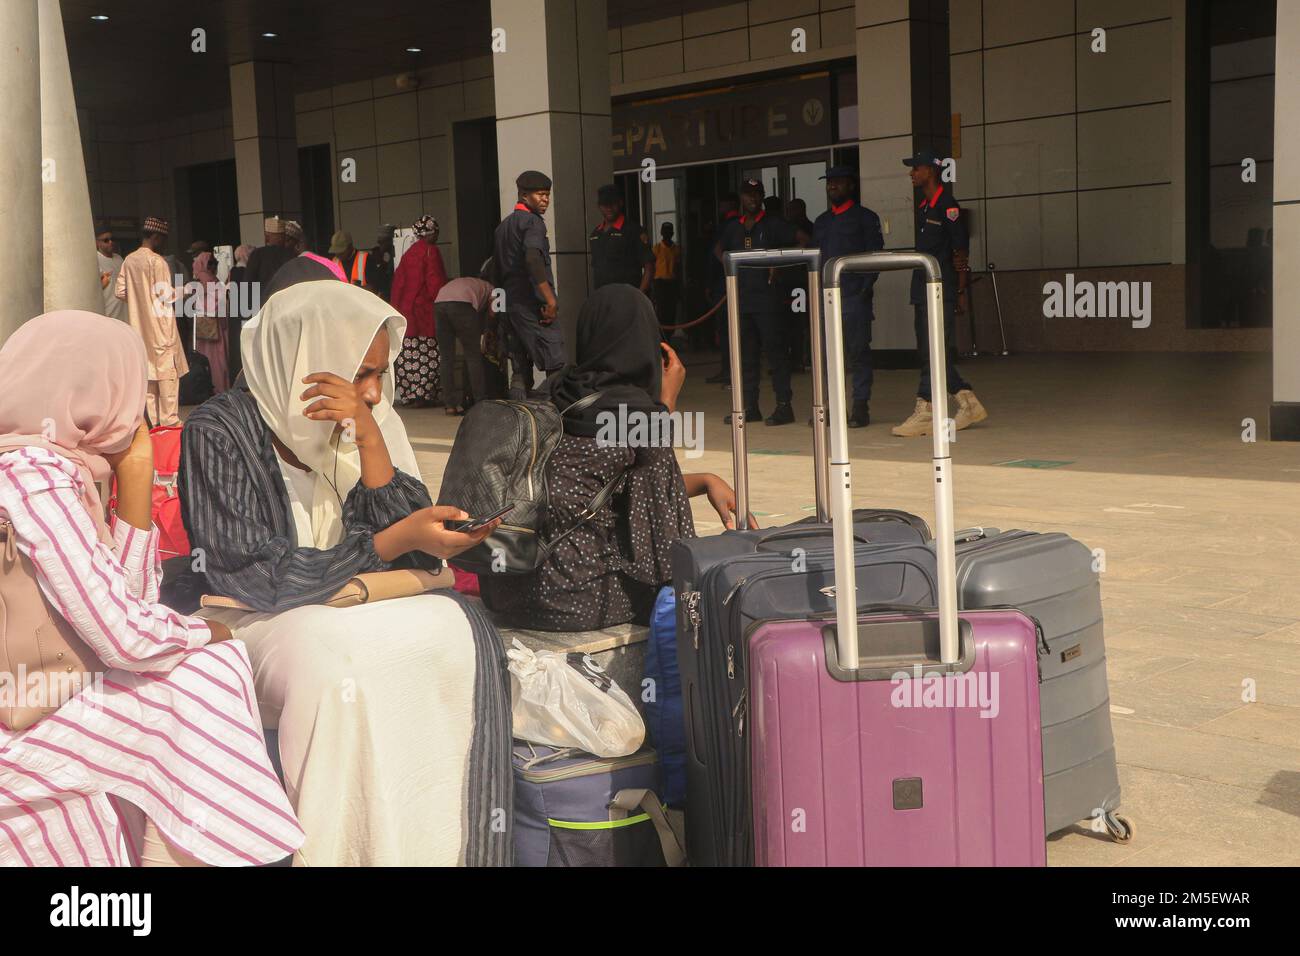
xmin=1103 ymin=811 xmax=1135 ymax=844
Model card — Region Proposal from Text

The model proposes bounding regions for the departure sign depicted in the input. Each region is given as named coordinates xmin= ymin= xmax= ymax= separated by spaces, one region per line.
xmin=612 ymin=74 xmax=833 ymax=168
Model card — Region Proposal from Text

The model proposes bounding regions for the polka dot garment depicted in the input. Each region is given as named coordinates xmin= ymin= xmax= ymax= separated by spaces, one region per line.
xmin=479 ymin=435 xmax=696 ymax=631
xmin=395 ymin=334 xmax=441 ymax=405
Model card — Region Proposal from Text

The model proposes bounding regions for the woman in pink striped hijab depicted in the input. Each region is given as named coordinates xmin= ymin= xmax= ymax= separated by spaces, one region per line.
xmin=0 ymin=311 xmax=303 ymax=866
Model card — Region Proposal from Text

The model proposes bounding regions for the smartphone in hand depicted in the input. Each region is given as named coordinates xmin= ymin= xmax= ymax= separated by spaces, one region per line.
xmin=445 ymin=505 xmax=514 ymax=533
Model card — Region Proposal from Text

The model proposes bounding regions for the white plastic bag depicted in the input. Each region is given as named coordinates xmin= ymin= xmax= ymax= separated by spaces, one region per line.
xmin=506 ymin=639 xmax=645 ymax=758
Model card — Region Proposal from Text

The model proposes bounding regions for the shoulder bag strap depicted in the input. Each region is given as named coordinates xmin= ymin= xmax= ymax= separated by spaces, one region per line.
xmin=609 ymin=788 xmax=686 ymax=867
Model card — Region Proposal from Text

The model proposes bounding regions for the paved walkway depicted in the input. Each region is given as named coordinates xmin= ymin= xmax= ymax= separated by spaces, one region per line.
xmin=402 ymin=350 xmax=1300 ymax=866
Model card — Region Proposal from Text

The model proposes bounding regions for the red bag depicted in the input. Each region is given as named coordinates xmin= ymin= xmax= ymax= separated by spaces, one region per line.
xmin=451 ymin=565 xmax=480 ymax=596
xmin=109 ymin=425 xmax=191 ymax=561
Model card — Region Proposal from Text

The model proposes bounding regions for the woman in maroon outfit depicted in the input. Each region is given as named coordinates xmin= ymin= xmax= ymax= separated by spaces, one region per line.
xmin=390 ymin=215 xmax=448 ymax=406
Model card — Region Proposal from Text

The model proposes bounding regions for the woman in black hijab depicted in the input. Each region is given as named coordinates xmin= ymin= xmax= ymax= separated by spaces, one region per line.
xmin=479 ymin=284 xmax=747 ymax=631
xmin=543 ymin=282 xmax=669 ymax=436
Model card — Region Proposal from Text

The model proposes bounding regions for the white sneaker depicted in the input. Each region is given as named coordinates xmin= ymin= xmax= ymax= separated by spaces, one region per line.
xmin=891 ymin=398 xmax=933 ymax=438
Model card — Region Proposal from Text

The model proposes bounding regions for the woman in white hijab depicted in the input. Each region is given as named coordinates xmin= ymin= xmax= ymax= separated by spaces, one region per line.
xmin=179 ymin=279 xmax=513 ymax=866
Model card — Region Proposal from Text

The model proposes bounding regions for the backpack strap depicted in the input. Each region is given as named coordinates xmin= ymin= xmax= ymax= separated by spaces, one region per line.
xmin=541 ymin=467 xmax=628 ymax=554
xmin=557 ymin=390 xmax=603 ymax=417
xmin=542 ymin=389 xmax=631 ymax=554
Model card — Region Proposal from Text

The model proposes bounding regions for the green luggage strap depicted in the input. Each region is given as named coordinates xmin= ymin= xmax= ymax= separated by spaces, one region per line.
xmin=545 ymin=789 xmax=686 ymax=866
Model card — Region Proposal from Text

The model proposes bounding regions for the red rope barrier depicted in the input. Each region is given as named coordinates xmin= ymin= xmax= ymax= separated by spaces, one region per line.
xmin=659 ymin=295 xmax=726 ymax=331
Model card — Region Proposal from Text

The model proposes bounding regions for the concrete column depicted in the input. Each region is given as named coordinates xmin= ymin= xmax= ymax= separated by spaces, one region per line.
xmin=0 ymin=0 xmax=43 ymax=342
xmin=230 ymin=61 xmax=302 ymax=247
xmin=39 ymin=0 xmax=99 ymax=314
xmin=490 ymin=0 xmax=611 ymax=361
xmin=1271 ymin=0 xmax=1300 ymax=440
xmin=854 ymin=0 xmax=951 ymax=349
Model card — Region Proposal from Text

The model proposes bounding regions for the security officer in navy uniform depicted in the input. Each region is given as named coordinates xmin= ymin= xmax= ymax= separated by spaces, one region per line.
xmin=892 ymin=149 xmax=989 ymax=437
xmin=493 ymin=169 xmax=563 ymax=398
xmin=589 ymin=184 xmax=654 ymax=293
xmin=813 ymin=165 xmax=883 ymax=427
xmin=705 ymin=193 xmax=742 ymax=384
xmin=715 ymin=178 xmax=797 ymax=426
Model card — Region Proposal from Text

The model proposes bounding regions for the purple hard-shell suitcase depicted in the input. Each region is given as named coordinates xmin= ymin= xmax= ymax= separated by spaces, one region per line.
xmin=743 ymin=250 xmax=1047 ymax=867
xmin=749 ymin=610 xmax=1046 ymax=866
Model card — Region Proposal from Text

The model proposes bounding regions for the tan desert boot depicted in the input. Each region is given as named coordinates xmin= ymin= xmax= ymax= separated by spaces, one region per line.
xmin=891 ymin=398 xmax=933 ymax=438
xmin=953 ymin=389 xmax=989 ymax=430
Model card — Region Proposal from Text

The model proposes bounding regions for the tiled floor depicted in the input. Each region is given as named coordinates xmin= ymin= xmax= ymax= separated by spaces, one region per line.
xmin=403 ymin=349 xmax=1300 ymax=866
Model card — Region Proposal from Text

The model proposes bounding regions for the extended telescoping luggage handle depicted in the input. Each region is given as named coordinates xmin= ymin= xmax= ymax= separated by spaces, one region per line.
xmin=822 ymin=252 xmax=958 ymax=669
xmin=723 ymin=248 xmax=830 ymax=523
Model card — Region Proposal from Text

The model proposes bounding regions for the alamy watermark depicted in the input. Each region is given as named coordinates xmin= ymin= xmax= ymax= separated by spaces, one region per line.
xmin=50 ymin=886 xmax=150 ymax=936
xmin=150 ymin=275 xmax=261 ymax=321
xmin=0 ymin=666 xmax=104 ymax=713
xmin=1042 ymin=274 xmax=1151 ymax=328
xmin=595 ymin=404 xmax=704 ymax=459
xmin=890 ymin=664 xmax=1000 ymax=719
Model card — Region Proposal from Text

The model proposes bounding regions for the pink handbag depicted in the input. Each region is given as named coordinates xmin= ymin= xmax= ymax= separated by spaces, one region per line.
xmin=0 ymin=517 xmax=105 ymax=732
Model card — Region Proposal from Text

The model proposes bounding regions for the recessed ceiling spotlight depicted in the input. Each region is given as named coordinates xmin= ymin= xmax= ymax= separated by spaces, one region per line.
xmin=261 ymin=32 xmax=278 ymax=38
xmin=406 ymin=47 xmax=422 ymax=53
xmin=91 ymin=14 xmax=109 ymax=21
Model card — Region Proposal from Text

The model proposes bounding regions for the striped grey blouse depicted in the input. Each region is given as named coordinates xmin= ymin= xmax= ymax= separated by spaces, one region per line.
xmin=179 ymin=386 xmax=439 ymax=612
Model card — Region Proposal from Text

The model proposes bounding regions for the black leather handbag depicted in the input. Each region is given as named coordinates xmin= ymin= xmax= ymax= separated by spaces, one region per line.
xmin=436 ymin=392 xmax=625 ymax=574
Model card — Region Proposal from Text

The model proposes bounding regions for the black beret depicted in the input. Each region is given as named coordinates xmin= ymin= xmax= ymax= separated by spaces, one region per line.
xmin=516 ymin=169 xmax=553 ymax=191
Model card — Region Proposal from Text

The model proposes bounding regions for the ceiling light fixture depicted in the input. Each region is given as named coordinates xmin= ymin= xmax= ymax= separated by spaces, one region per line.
xmin=261 ymin=32 xmax=278 ymax=38
xmin=406 ymin=47 xmax=422 ymax=53
xmin=91 ymin=14 xmax=109 ymax=21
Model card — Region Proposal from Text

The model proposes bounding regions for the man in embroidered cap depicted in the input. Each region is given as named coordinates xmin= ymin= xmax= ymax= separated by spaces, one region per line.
xmin=283 ymin=219 xmax=305 ymax=254
xmin=115 ymin=216 xmax=188 ymax=425
xmin=492 ymin=169 xmax=561 ymax=398
xmin=245 ymin=215 xmax=296 ymax=293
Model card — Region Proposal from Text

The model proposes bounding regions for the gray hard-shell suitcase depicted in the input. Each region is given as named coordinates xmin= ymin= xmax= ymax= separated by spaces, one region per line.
xmin=954 ymin=528 xmax=1132 ymax=842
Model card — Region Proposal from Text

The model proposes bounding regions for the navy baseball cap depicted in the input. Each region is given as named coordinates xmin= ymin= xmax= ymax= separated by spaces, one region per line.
xmin=902 ymin=149 xmax=943 ymax=168
xmin=740 ymin=178 xmax=765 ymax=196
xmin=819 ymin=165 xmax=857 ymax=180
xmin=596 ymin=183 xmax=622 ymax=205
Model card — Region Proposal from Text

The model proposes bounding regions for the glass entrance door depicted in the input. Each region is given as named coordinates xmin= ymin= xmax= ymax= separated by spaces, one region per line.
xmin=788 ymin=159 xmax=829 ymax=221
xmin=740 ymin=153 xmax=830 ymax=222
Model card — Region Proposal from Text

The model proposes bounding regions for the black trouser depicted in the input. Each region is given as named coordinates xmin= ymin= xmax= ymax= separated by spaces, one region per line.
xmin=787 ymin=297 xmax=808 ymax=369
xmin=653 ymin=278 xmax=679 ymax=328
xmin=741 ymin=309 xmax=792 ymax=411
xmin=713 ymin=280 xmax=731 ymax=378
xmin=504 ymin=303 xmax=565 ymax=385
xmin=913 ymin=283 xmax=971 ymax=402
xmin=845 ymin=300 xmax=874 ymax=403
xmin=435 ymin=301 xmax=486 ymax=406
